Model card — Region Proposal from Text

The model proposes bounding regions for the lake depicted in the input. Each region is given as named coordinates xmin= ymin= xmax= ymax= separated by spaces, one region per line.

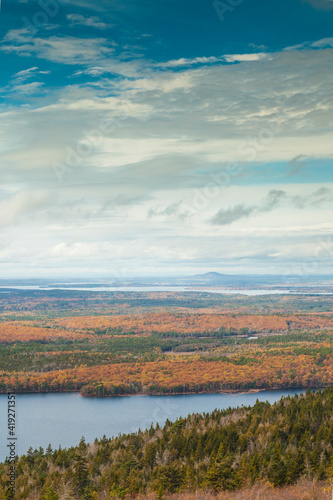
xmin=0 ymin=389 xmax=306 ymax=461
xmin=1 ymin=285 xmax=331 ymax=295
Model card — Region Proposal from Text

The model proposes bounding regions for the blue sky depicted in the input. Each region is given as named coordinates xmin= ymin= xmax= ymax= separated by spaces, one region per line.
xmin=0 ymin=0 xmax=332 ymax=278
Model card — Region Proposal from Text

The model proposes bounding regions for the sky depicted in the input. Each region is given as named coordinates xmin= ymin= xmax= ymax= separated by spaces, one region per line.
xmin=0 ymin=0 xmax=332 ymax=279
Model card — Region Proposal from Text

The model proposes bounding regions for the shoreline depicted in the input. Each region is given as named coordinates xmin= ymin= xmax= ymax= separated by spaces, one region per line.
xmin=0 ymin=386 xmax=319 ymax=398
xmin=80 ymin=386 xmax=317 ymax=398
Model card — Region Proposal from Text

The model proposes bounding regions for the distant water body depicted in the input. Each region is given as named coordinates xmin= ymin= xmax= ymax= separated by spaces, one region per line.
xmin=0 ymin=389 xmax=307 ymax=461
xmin=0 ymin=285 xmax=331 ymax=295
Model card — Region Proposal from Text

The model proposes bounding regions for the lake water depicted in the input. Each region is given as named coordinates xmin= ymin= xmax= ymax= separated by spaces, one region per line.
xmin=0 ymin=389 xmax=305 ymax=461
xmin=0 ymin=285 xmax=300 ymax=295
xmin=1 ymin=285 xmax=331 ymax=295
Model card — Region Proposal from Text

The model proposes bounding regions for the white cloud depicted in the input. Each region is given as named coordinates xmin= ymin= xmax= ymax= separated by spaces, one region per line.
xmin=0 ymin=190 xmax=55 ymax=227
xmin=0 ymin=40 xmax=333 ymax=274
xmin=157 ymin=53 xmax=267 ymax=68
xmin=2 ymin=30 xmax=114 ymax=65
xmin=157 ymin=56 xmax=223 ymax=68
xmin=223 ymin=53 xmax=267 ymax=63
xmin=8 ymin=66 xmax=50 ymax=93
xmin=66 ymin=14 xmax=109 ymax=29
xmin=12 ymin=81 xmax=45 ymax=94
xmin=285 ymin=37 xmax=333 ymax=51
xmin=13 ymin=66 xmax=39 ymax=79
xmin=211 ymin=188 xmax=333 ymax=226
xmin=1 ymin=44 xmax=333 ymax=178
xmin=311 ymin=37 xmax=333 ymax=48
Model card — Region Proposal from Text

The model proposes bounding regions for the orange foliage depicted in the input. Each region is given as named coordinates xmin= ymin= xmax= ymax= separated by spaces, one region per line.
xmin=1 ymin=352 xmax=332 ymax=395
xmin=0 ymin=322 xmax=93 ymax=343
xmin=49 ymin=312 xmax=333 ymax=335
xmin=3 ymin=312 xmax=332 ymax=344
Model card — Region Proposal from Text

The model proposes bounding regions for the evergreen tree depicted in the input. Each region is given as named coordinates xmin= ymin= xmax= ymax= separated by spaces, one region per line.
xmin=267 ymin=451 xmax=287 ymax=486
xmin=41 ymin=486 xmax=59 ymax=500
xmin=204 ymin=445 xmax=236 ymax=492
xmin=46 ymin=443 xmax=53 ymax=457
xmin=73 ymin=437 xmax=89 ymax=495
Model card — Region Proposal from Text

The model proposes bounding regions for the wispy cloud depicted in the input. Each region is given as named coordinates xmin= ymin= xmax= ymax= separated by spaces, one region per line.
xmin=223 ymin=53 xmax=267 ymax=63
xmin=157 ymin=53 xmax=267 ymax=69
xmin=211 ymin=188 xmax=333 ymax=225
xmin=285 ymin=37 xmax=333 ymax=51
xmin=12 ymin=81 xmax=45 ymax=94
xmin=1 ymin=30 xmax=115 ymax=65
xmin=157 ymin=56 xmax=224 ymax=68
xmin=7 ymin=66 xmax=50 ymax=94
xmin=287 ymin=155 xmax=310 ymax=176
xmin=211 ymin=204 xmax=256 ymax=225
xmin=0 ymin=190 xmax=56 ymax=227
xmin=0 ymin=10 xmax=332 ymax=275
xmin=148 ymin=201 xmax=191 ymax=222
xmin=11 ymin=66 xmax=50 ymax=82
xmin=311 ymin=37 xmax=333 ymax=48
xmin=66 ymin=14 xmax=110 ymax=30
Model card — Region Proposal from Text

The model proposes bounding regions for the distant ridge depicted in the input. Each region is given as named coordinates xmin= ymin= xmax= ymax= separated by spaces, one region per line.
xmin=186 ymin=272 xmax=284 ymax=286
xmin=192 ymin=272 xmax=227 ymax=279
xmin=192 ymin=271 xmax=230 ymax=278
xmin=188 ymin=272 xmax=235 ymax=284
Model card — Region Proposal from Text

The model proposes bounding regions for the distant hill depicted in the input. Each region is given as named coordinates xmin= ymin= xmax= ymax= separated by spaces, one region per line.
xmin=192 ymin=272 xmax=227 ymax=279
xmin=187 ymin=272 xmax=289 ymax=286
xmin=189 ymin=272 xmax=237 ymax=284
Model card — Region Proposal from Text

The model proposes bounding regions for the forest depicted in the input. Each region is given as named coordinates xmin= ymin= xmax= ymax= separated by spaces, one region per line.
xmin=1 ymin=388 xmax=333 ymax=499
xmin=0 ymin=289 xmax=333 ymax=498
xmin=0 ymin=289 xmax=332 ymax=396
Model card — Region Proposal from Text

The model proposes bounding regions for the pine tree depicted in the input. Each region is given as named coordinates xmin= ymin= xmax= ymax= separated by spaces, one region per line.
xmin=73 ymin=437 xmax=89 ymax=495
xmin=46 ymin=443 xmax=53 ymax=457
xmin=41 ymin=486 xmax=59 ymax=500
xmin=204 ymin=445 xmax=236 ymax=492
xmin=267 ymin=451 xmax=287 ymax=486
xmin=26 ymin=446 xmax=35 ymax=467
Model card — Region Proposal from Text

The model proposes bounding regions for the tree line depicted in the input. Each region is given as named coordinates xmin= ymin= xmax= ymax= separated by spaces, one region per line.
xmin=1 ymin=388 xmax=333 ymax=499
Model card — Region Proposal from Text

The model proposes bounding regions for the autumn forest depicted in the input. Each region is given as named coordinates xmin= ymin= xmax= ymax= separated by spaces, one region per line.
xmin=1 ymin=287 xmax=333 ymax=498
xmin=0 ymin=289 xmax=332 ymax=397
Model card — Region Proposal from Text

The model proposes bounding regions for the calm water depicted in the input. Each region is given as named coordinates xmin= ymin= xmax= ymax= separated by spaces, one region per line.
xmin=0 ymin=285 xmax=294 ymax=295
xmin=0 ymin=389 xmax=304 ymax=461
xmin=1 ymin=285 xmax=332 ymax=295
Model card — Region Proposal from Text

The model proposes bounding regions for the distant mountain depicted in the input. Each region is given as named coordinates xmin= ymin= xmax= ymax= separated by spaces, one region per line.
xmin=187 ymin=272 xmax=285 ymax=286
xmin=188 ymin=272 xmax=235 ymax=284
xmin=192 ymin=272 xmax=227 ymax=279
